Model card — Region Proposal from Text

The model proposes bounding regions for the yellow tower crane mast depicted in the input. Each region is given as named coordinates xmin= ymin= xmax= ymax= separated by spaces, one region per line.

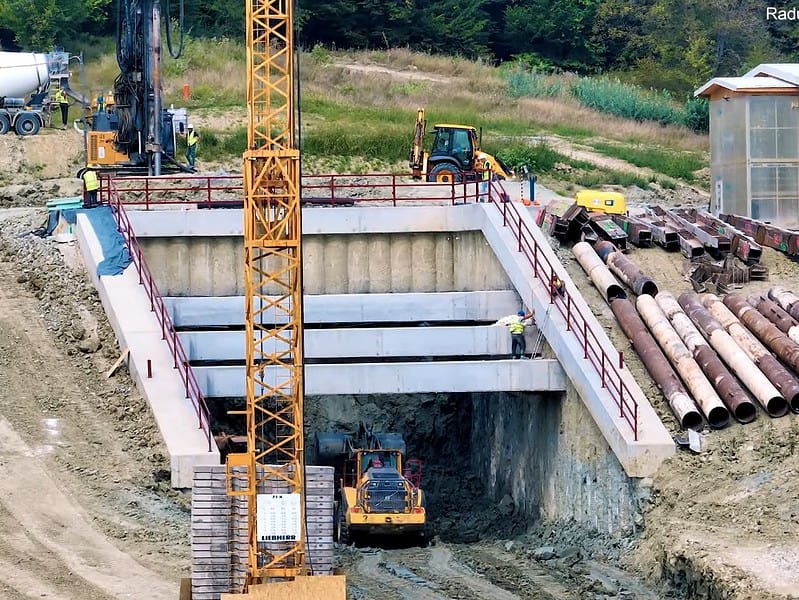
xmin=224 ymin=0 xmax=344 ymax=596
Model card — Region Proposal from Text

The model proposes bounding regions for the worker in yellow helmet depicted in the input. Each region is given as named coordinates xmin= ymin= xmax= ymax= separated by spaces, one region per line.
xmin=478 ymin=158 xmax=491 ymax=202
xmin=53 ymin=88 xmax=69 ymax=129
xmin=186 ymin=124 xmax=200 ymax=168
xmin=82 ymin=165 xmax=100 ymax=208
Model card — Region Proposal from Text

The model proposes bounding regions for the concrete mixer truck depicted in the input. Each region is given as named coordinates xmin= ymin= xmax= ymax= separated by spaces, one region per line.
xmin=0 ymin=50 xmax=71 ymax=136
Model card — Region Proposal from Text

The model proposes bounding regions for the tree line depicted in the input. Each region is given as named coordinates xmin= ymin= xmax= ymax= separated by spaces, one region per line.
xmin=1 ymin=0 xmax=796 ymax=94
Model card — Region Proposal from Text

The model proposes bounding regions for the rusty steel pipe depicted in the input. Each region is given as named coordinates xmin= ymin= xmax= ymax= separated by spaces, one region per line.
xmin=572 ymin=242 xmax=626 ymax=302
xmin=593 ymin=240 xmax=618 ymax=263
xmin=679 ymin=293 xmax=787 ymax=417
xmin=605 ymin=251 xmax=659 ymax=297
xmin=610 ymin=297 xmax=702 ymax=429
xmin=656 ymin=291 xmax=756 ymax=423
xmin=768 ymin=286 xmax=799 ymax=323
xmin=702 ymin=294 xmax=799 ymax=413
xmin=723 ymin=293 xmax=799 ymax=413
xmin=752 ymin=295 xmax=799 ymax=345
xmin=636 ymin=295 xmax=730 ymax=428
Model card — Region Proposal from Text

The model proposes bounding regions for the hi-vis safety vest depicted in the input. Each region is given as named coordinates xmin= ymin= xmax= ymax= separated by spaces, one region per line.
xmin=509 ymin=316 xmax=525 ymax=334
xmin=83 ymin=170 xmax=99 ymax=191
xmin=481 ymin=159 xmax=491 ymax=181
xmin=54 ymin=89 xmax=67 ymax=103
xmin=187 ymin=131 xmax=199 ymax=147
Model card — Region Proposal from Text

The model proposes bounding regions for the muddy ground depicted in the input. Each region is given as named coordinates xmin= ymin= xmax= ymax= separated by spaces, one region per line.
xmin=1 ymin=118 xmax=799 ymax=600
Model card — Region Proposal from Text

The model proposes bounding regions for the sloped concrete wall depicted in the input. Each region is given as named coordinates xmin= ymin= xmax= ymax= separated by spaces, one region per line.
xmin=471 ymin=380 xmax=641 ymax=535
xmin=138 ymin=231 xmax=512 ymax=297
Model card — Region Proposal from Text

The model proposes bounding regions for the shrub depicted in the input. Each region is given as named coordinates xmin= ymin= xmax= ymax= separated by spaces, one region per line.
xmin=683 ymin=97 xmax=709 ymax=133
xmin=570 ymin=77 xmax=683 ymax=126
xmin=504 ymin=64 xmax=563 ymax=99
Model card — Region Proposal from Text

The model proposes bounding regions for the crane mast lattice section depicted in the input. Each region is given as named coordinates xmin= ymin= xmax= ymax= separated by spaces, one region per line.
xmin=226 ymin=0 xmax=306 ymax=587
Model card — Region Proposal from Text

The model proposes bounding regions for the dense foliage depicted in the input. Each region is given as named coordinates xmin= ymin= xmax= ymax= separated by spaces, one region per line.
xmin=0 ymin=0 xmax=795 ymax=95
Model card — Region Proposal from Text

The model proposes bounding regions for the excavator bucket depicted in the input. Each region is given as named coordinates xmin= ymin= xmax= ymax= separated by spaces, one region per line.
xmin=221 ymin=577 xmax=347 ymax=600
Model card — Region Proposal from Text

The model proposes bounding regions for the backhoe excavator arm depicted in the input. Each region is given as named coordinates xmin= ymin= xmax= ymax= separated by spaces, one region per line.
xmin=409 ymin=107 xmax=426 ymax=178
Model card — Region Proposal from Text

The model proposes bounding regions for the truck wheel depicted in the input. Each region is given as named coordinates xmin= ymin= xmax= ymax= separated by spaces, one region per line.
xmin=428 ymin=163 xmax=462 ymax=183
xmin=335 ymin=504 xmax=350 ymax=546
xmin=0 ymin=113 xmax=10 ymax=135
xmin=14 ymin=113 xmax=40 ymax=136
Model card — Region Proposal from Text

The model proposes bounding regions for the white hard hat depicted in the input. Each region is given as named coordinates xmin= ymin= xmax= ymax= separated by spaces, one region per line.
xmin=187 ymin=123 xmax=194 ymax=129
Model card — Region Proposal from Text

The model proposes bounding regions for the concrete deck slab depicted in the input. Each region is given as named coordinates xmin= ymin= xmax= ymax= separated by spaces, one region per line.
xmin=164 ymin=291 xmax=522 ymax=327
xmin=75 ymin=213 xmax=219 ymax=488
xmin=478 ymin=203 xmax=675 ymax=477
xmin=194 ymin=360 xmax=566 ymax=397
xmin=179 ymin=325 xmax=530 ymax=360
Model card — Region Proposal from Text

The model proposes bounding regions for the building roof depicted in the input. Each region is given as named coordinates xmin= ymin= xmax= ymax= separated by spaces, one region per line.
xmin=742 ymin=63 xmax=799 ymax=85
xmin=694 ymin=76 xmax=796 ymax=97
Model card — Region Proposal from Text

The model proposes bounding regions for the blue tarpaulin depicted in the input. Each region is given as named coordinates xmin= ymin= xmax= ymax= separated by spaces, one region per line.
xmin=84 ymin=206 xmax=133 ymax=276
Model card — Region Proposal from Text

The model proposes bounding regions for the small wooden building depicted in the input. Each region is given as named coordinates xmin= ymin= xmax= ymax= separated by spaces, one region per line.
xmin=695 ymin=64 xmax=799 ymax=229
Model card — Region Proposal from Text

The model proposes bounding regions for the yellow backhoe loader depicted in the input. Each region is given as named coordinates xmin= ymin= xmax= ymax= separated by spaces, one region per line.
xmin=409 ymin=107 xmax=513 ymax=183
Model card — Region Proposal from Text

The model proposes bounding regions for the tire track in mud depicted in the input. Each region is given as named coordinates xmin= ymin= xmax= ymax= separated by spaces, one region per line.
xmin=343 ymin=543 xmax=579 ymax=600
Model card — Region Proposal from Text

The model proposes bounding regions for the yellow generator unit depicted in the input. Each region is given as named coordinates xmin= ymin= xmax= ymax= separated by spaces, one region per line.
xmin=575 ymin=190 xmax=628 ymax=215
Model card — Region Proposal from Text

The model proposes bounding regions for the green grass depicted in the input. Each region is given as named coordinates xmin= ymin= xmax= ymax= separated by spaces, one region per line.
xmin=591 ymin=142 xmax=704 ymax=182
xmin=571 ymin=77 xmax=683 ymax=126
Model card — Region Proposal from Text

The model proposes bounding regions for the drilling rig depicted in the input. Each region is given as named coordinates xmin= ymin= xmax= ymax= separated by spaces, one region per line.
xmin=222 ymin=0 xmax=345 ymax=596
xmin=81 ymin=0 xmax=187 ymax=175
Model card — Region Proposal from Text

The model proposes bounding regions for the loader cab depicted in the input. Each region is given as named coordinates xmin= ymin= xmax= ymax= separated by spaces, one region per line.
xmin=430 ymin=125 xmax=477 ymax=170
xmin=359 ymin=450 xmax=401 ymax=476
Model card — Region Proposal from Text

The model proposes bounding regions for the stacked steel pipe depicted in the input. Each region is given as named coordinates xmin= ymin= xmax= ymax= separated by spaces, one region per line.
xmin=636 ymin=295 xmax=730 ymax=428
xmin=656 ymin=292 xmax=757 ymax=423
xmin=610 ymin=298 xmax=703 ymax=430
xmin=749 ymin=295 xmax=799 ymax=345
xmin=594 ymin=241 xmax=659 ymax=296
xmin=702 ymin=294 xmax=799 ymax=413
xmin=679 ymin=293 xmax=788 ymax=417
xmin=572 ymin=242 xmax=625 ymax=302
xmin=768 ymin=286 xmax=799 ymax=323
xmin=723 ymin=293 xmax=799 ymax=413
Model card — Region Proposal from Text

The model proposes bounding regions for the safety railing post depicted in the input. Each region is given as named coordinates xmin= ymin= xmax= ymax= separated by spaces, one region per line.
xmin=601 ymin=352 xmax=606 ymax=388
xmin=392 ymin=174 xmax=397 ymax=206
xmin=566 ymin=294 xmax=571 ymax=331
xmin=207 ymin=177 xmax=211 ymax=206
xmin=619 ymin=351 xmax=623 ymax=369
xmin=145 ymin=178 xmax=150 ymax=211
xmin=620 ymin=376 xmax=625 ymax=419
xmin=172 ymin=330 xmax=178 ymax=368
xmin=583 ymin=321 xmax=588 ymax=359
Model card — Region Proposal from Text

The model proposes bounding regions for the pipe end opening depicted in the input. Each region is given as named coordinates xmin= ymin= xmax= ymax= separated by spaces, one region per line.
xmin=682 ymin=411 xmax=704 ymax=431
xmin=607 ymin=284 xmax=625 ymax=302
xmin=734 ymin=401 xmax=757 ymax=424
xmin=766 ymin=396 xmax=789 ymax=418
xmin=707 ymin=406 xmax=731 ymax=429
xmin=640 ymin=281 xmax=659 ymax=297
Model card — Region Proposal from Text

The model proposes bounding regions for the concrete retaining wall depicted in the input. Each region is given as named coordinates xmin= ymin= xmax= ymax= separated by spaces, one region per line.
xmin=139 ymin=231 xmax=511 ymax=297
xmin=471 ymin=380 xmax=641 ymax=534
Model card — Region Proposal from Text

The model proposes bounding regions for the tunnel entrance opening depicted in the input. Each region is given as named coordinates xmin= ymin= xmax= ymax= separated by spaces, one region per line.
xmin=208 ymin=392 xmax=538 ymax=543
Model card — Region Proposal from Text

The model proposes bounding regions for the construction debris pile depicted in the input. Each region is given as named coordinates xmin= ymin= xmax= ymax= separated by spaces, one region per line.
xmin=571 ymin=235 xmax=799 ymax=431
xmin=538 ymin=202 xmax=769 ymax=294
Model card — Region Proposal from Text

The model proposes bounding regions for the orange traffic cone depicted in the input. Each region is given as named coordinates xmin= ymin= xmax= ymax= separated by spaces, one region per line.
xmin=522 ymin=198 xmax=531 ymax=206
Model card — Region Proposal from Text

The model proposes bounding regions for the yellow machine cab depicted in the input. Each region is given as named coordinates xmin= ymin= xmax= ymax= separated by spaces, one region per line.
xmin=575 ymin=190 xmax=627 ymax=215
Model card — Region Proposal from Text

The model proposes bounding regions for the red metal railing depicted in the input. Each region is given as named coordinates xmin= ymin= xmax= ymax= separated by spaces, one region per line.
xmin=101 ymin=172 xmax=638 ymax=439
xmin=104 ymin=179 xmax=214 ymax=451
xmin=485 ymin=179 xmax=638 ymax=439
xmin=99 ymin=173 xmax=482 ymax=208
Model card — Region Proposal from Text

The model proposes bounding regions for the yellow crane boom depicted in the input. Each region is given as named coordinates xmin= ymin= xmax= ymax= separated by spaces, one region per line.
xmin=224 ymin=1 xmax=343 ymax=596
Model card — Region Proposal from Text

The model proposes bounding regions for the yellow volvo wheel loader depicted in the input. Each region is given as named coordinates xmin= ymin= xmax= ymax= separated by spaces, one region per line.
xmin=316 ymin=424 xmax=430 ymax=545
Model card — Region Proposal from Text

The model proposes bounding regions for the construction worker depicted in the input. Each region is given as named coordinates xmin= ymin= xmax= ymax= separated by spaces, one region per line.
xmin=82 ymin=165 xmax=100 ymax=208
xmin=53 ymin=87 xmax=69 ymax=129
xmin=479 ymin=158 xmax=491 ymax=202
xmin=551 ymin=274 xmax=565 ymax=298
xmin=507 ymin=310 xmax=534 ymax=359
xmin=186 ymin=124 xmax=200 ymax=167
